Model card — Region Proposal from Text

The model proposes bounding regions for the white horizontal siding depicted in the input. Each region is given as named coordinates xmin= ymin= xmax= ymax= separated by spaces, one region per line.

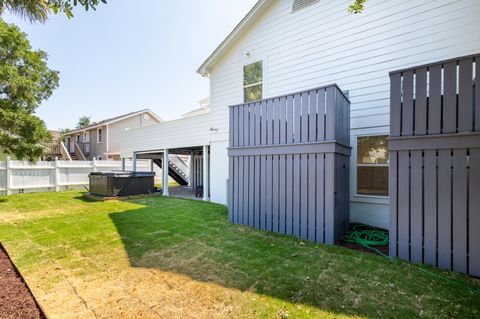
xmin=109 ymin=114 xmax=159 ymax=154
xmin=120 ymin=114 xmax=213 ymax=157
xmin=210 ymin=0 xmax=479 ymax=130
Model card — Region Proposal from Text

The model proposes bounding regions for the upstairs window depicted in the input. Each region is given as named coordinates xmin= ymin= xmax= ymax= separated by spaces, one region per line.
xmin=357 ymin=135 xmax=389 ymax=196
xmin=97 ymin=128 xmax=103 ymax=143
xmin=243 ymin=61 xmax=263 ymax=102
xmin=292 ymin=0 xmax=320 ymax=12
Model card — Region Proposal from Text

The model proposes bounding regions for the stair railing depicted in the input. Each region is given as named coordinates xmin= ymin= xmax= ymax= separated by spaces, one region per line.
xmin=59 ymin=142 xmax=72 ymax=161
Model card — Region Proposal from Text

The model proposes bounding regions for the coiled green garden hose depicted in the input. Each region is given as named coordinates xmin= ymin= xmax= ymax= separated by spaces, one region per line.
xmin=341 ymin=224 xmax=389 ymax=249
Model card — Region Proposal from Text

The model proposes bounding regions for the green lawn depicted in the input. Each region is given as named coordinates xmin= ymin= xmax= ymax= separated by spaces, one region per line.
xmin=0 ymin=191 xmax=479 ymax=319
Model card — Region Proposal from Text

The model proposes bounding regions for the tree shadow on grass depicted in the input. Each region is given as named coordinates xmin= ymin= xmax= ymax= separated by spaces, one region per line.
xmin=108 ymin=196 xmax=480 ymax=318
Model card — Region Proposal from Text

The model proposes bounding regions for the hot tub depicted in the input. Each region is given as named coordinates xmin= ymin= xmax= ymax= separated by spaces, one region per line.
xmin=89 ymin=171 xmax=155 ymax=197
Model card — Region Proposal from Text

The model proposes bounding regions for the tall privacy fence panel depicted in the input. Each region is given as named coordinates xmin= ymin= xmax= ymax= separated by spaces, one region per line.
xmin=389 ymin=53 xmax=480 ymax=276
xmin=228 ymin=84 xmax=351 ymax=244
xmin=0 ymin=158 xmax=153 ymax=195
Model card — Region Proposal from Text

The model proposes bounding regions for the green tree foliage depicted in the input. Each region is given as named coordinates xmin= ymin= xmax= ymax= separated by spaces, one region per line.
xmin=76 ymin=115 xmax=90 ymax=129
xmin=0 ymin=0 xmax=106 ymax=22
xmin=0 ymin=18 xmax=59 ymax=161
xmin=349 ymin=0 xmax=367 ymax=14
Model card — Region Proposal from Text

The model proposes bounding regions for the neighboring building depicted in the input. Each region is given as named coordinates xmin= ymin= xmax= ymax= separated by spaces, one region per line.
xmin=64 ymin=109 xmax=162 ymax=160
xmin=120 ymin=0 xmax=480 ymax=233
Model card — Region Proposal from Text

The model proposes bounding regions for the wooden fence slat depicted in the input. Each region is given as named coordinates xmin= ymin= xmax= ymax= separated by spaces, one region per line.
xmin=273 ymin=98 xmax=280 ymax=145
xmin=309 ymin=90 xmax=317 ymax=142
xmin=255 ymin=102 xmax=261 ymax=146
xmin=254 ymin=156 xmax=261 ymax=228
xmin=325 ymin=87 xmax=335 ymax=140
xmin=266 ymin=155 xmax=273 ymax=231
xmin=316 ymin=154 xmax=325 ymax=243
xmin=443 ymin=61 xmax=457 ymax=134
xmin=280 ymin=97 xmax=287 ymax=144
xmin=261 ymin=101 xmax=267 ymax=146
xmin=301 ymin=93 xmax=309 ymax=143
xmin=469 ymin=149 xmax=480 ymax=276
xmin=308 ymin=154 xmax=316 ymax=241
xmin=294 ymin=94 xmax=301 ymax=143
xmin=318 ymin=88 xmax=326 ymax=140
xmin=234 ymin=107 xmax=239 ymax=147
xmin=397 ymin=150 xmax=410 ymax=260
xmin=410 ymin=150 xmax=423 ymax=263
xmin=300 ymin=153 xmax=308 ymax=239
xmin=389 ymin=151 xmax=398 ymax=257
xmin=248 ymin=156 xmax=255 ymax=227
xmin=228 ymin=157 xmax=234 ymax=223
xmin=279 ymin=155 xmax=286 ymax=234
xmin=287 ymin=95 xmax=294 ymax=143
xmin=239 ymin=106 xmax=244 ymax=147
xmin=238 ymin=156 xmax=244 ymax=225
xmin=260 ymin=155 xmax=266 ymax=230
xmin=415 ymin=68 xmax=427 ymax=135
xmin=272 ymin=155 xmax=279 ymax=233
xmin=293 ymin=154 xmax=301 ymax=237
xmin=390 ymin=73 xmax=402 ymax=136
xmin=267 ymin=100 xmax=274 ymax=145
xmin=402 ymin=71 xmax=414 ymax=136
xmin=286 ymin=155 xmax=293 ymax=235
xmin=423 ymin=150 xmax=437 ymax=266
xmin=324 ymin=153 xmax=335 ymax=244
xmin=229 ymin=108 xmax=234 ymax=148
xmin=458 ymin=58 xmax=473 ymax=132
xmin=243 ymin=156 xmax=249 ymax=225
xmin=476 ymin=59 xmax=480 ymax=132
xmin=452 ymin=149 xmax=467 ymax=273
xmin=250 ymin=104 xmax=255 ymax=146
xmin=428 ymin=64 xmax=442 ymax=134
xmin=244 ymin=104 xmax=250 ymax=146
xmin=437 ymin=150 xmax=452 ymax=270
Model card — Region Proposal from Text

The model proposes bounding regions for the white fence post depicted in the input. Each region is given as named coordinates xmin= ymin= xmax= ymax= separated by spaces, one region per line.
xmin=54 ymin=157 xmax=60 ymax=192
xmin=5 ymin=156 xmax=11 ymax=195
xmin=92 ymin=157 xmax=97 ymax=172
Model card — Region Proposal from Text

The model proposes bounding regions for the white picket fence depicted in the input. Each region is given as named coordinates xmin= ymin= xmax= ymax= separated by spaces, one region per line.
xmin=0 ymin=158 xmax=156 ymax=195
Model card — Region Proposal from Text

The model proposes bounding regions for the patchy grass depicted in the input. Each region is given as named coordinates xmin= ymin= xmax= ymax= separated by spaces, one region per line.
xmin=0 ymin=191 xmax=479 ymax=319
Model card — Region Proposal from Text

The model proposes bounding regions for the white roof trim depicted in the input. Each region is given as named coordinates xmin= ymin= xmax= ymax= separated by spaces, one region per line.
xmin=64 ymin=110 xmax=163 ymax=135
xmin=196 ymin=0 xmax=273 ymax=76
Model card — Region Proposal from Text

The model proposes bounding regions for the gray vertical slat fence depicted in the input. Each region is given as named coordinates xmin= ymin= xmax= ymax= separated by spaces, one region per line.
xmin=389 ymin=54 xmax=480 ymax=275
xmin=228 ymin=84 xmax=350 ymax=244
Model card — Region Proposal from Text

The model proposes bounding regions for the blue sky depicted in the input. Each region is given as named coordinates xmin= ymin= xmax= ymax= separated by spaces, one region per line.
xmin=3 ymin=0 xmax=257 ymax=130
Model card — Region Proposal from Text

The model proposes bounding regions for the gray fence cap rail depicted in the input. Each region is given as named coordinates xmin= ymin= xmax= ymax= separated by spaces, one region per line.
xmin=228 ymin=83 xmax=350 ymax=108
xmin=389 ymin=53 xmax=479 ymax=75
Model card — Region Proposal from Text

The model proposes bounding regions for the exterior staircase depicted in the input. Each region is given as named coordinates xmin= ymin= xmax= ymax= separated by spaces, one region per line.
xmin=153 ymin=155 xmax=189 ymax=186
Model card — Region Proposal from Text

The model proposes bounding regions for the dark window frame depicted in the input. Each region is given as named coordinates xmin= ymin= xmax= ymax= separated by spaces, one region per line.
xmin=356 ymin=134 xmax=389 ymax=197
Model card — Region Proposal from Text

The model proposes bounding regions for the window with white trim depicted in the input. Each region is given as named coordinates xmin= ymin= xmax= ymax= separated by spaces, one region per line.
xmin=97 ymin=128 xmax=103 ymax=143
xmin=243 ymin=61 xmax=263 ymax=102
xmin=357 ymin=135 xmax=389 ymax=196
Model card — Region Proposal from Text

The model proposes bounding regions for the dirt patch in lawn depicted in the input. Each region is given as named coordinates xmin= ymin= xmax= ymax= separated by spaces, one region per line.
xmin=339 ymin=241 xmax=389 ymax=256
xmin=0 ymin=243 xmax=46 ymax=319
